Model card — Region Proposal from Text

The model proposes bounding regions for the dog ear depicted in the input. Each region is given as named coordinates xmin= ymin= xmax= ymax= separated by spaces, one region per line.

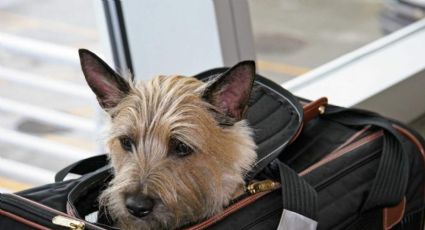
xmin=79 ymin=49 xmax=130 ymax=110
xmin=203 ymin=61 xmax=255 ymax=121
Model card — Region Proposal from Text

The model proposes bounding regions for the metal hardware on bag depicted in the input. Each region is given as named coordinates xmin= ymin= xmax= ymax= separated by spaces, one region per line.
xmin=318 ymin=105 xmax=326 ymax=115
xmin=52 ymin=215 xmax=85 ymax=230
xmin=246 ymin=179 xmax=280 ymax=194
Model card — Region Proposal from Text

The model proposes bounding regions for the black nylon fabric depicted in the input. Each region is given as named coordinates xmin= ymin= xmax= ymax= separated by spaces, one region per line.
xmin=0 ymin=216 xmax=38 ymax=230
xmin=15 ymin=178 xmax=80 ymax=213
xmin=278 ymin=162 xmax=318 ymax=220
xmin=324 ymin=107 xmax=410 ymax=211
xmin=280 ymin=118 xmax=359 ymax=172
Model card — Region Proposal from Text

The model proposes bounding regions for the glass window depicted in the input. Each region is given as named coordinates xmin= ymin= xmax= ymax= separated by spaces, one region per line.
xmin=249 ymin=0 xmax=425 ymax=83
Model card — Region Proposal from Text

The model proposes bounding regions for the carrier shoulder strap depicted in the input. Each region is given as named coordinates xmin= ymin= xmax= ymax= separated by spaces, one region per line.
xmin=324 ymin=106 xmax=410 ymax=211
xmin=277 ymin=161 xmax=318 ymax=226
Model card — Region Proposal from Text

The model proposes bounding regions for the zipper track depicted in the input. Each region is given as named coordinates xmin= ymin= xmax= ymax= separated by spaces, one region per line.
xmin=1 ymin=193 xmax=106 ymax=230
xmin=299 ymin=130 xmax=383 ymax=176
xmin=314 ymin=149 xmax=381 ymax=191
xmin=240 ymin=207 xmax=281 ymax=230
xmin=191 ymin=125 xmax=425 ymax=229
xmin=221 ymin=151 xmax=382 ymax=229
xmin=188 ymin=131 xmax=385 ymax=229
xmin=1 ymin=195 xmax=54 ymax=221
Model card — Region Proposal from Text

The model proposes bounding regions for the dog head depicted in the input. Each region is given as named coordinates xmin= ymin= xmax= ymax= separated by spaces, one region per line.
xmin=79 ymin=49 xmax=257 ymax=229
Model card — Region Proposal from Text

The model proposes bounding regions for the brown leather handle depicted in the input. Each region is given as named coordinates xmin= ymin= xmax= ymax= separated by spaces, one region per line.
xmin=383 ymin=197 xmax=406 ymax=230
xmin=302 ymin=97 xmax=328 ymax=123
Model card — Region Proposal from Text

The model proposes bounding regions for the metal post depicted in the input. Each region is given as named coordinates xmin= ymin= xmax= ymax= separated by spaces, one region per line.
xmin=97 ymin=0 xmax=256 ymax=81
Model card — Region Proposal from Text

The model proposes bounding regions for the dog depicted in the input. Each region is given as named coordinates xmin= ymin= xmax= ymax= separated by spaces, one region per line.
xmin=79 ymin=49 xmax=257 ymax=229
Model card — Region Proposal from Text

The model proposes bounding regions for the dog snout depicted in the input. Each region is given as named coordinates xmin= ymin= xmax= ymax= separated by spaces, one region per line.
xmin=125 ymin=193 xmax=155 ymax=218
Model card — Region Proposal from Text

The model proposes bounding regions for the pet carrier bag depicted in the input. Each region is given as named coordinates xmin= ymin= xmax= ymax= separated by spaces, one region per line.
xmin=0 ymin=68 xmax=424 ymax=230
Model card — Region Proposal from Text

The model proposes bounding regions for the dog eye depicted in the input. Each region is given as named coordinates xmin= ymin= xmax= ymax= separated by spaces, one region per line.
xmin=119 ymin=136 xmax=134 ymax=152
xmin=170 ymin=139 xmax=193 ymax=157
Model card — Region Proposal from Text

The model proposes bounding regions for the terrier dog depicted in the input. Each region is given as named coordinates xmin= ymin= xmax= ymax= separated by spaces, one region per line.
xmin=79 ymin=49 xmax=257 ymax=229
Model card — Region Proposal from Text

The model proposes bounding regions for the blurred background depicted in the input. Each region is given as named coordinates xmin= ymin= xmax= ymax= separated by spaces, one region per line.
xmin=0 ymin=0 xmax=424 ymax=192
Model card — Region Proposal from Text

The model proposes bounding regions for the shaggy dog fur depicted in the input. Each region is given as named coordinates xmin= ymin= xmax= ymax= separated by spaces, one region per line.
xmin=79 ymin=49 xmax=257 ymax=229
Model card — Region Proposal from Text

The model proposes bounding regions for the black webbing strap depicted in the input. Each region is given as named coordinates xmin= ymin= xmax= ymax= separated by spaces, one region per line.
xmin=324 ymin=106 xmax=409 ymax=211
xmin=55 ymin=154 xmax=108 ymax=182
xmin=278 ymin=161 xmax=318 ymax=221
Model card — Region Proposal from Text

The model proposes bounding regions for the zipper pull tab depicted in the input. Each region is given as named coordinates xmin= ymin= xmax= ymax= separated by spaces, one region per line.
xmin=52 ymin=215 xmax=85 ymax=230
xmin=246 ymin=179 xmax=280 ymax=195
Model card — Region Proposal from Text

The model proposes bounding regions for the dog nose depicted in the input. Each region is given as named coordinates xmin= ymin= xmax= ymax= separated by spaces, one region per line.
xmin=125 ymin=194 xmax=155 ymax=218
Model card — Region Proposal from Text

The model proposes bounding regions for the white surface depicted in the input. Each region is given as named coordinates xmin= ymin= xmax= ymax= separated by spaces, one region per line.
xmin=0 ymin=157 xmax=54 ymax=185
xmin=0 ymin=97 xmax=95 ymax=132
xmin=0 ymin=127 xmax=90 ymax=161
xmin=283 ymin=18 xmax=425 ymax=122
xmin=0 ymin=188 xmax=10 ymax=193
xmin=122 ymin=0 xmax=223 ymax=79
xmin=0 ymin=33 xmax=80 ymax=66
xmin=121 ymin=0 xmax=255 ymax=80
xmin=0 ymin=66 xmax=93 ymax=99
xmin=278 ymin=209 xmax=318 ymax=230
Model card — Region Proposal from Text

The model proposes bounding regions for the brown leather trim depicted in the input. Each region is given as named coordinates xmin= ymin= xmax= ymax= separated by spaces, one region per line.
xmin=7 ymin=194 xmax=106 ymax=230
xmin=393 ymin=124 xmax=425 ymax=201
xmin=299 ymin=101 xmax=308 ymax=106
xmin=302 ymin=97 xmax=328 ymax=123
xmin=383 ymin=197 xmax=406 ymax=230
xmin=184 ymin=191 xmax=273 ymax=230
xmin=9 ymin=193 xmax=71 ymax=217
xmin=299 ymin=130 xmax=383 ymax=176
xmin=290 ymin=97 xmax=328 ymax=144
xmin=334 ymin=125 xmax=371 ymax=152
xmin=0 ymin=209 xmax=51 ymax=230
xmin=289 ymin=122 xmax=303 ymax=144
xmin=393 ymin=125 xmax=425 ymax=165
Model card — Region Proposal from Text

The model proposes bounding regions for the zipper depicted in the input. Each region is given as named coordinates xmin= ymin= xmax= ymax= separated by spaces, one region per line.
xmin=191 ymin=125 xmax=424 ymax=229
xmin=299 ymin=130 xmax=383 ymax=176
xmin=190 ymin=130 xmax=386 ymax=229
xmin=314 ymin=149 xmax=381 ymax=191
xmin=246 ymin=179 xmax=280 ymax=195
xmin=1 ymin=194 xmax=53 ymax=221
xmin=52 ymin=215 xmax=85 ymax=230
xmin=0 ymin=193 xmax=105 ymax=230
xmin=231 ymin=148 xmax=382 ymax=229
xmin=333 ymin=125 xmax=372 ymax=152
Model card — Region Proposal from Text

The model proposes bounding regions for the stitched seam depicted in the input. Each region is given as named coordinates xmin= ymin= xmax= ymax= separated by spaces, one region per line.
xmin=252 ymin=81 xmax=302 ymax=167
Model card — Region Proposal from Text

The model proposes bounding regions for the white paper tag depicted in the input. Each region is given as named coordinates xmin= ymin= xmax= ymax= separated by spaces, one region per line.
xmin=277 ymin=209 xmax=318 ymax=230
